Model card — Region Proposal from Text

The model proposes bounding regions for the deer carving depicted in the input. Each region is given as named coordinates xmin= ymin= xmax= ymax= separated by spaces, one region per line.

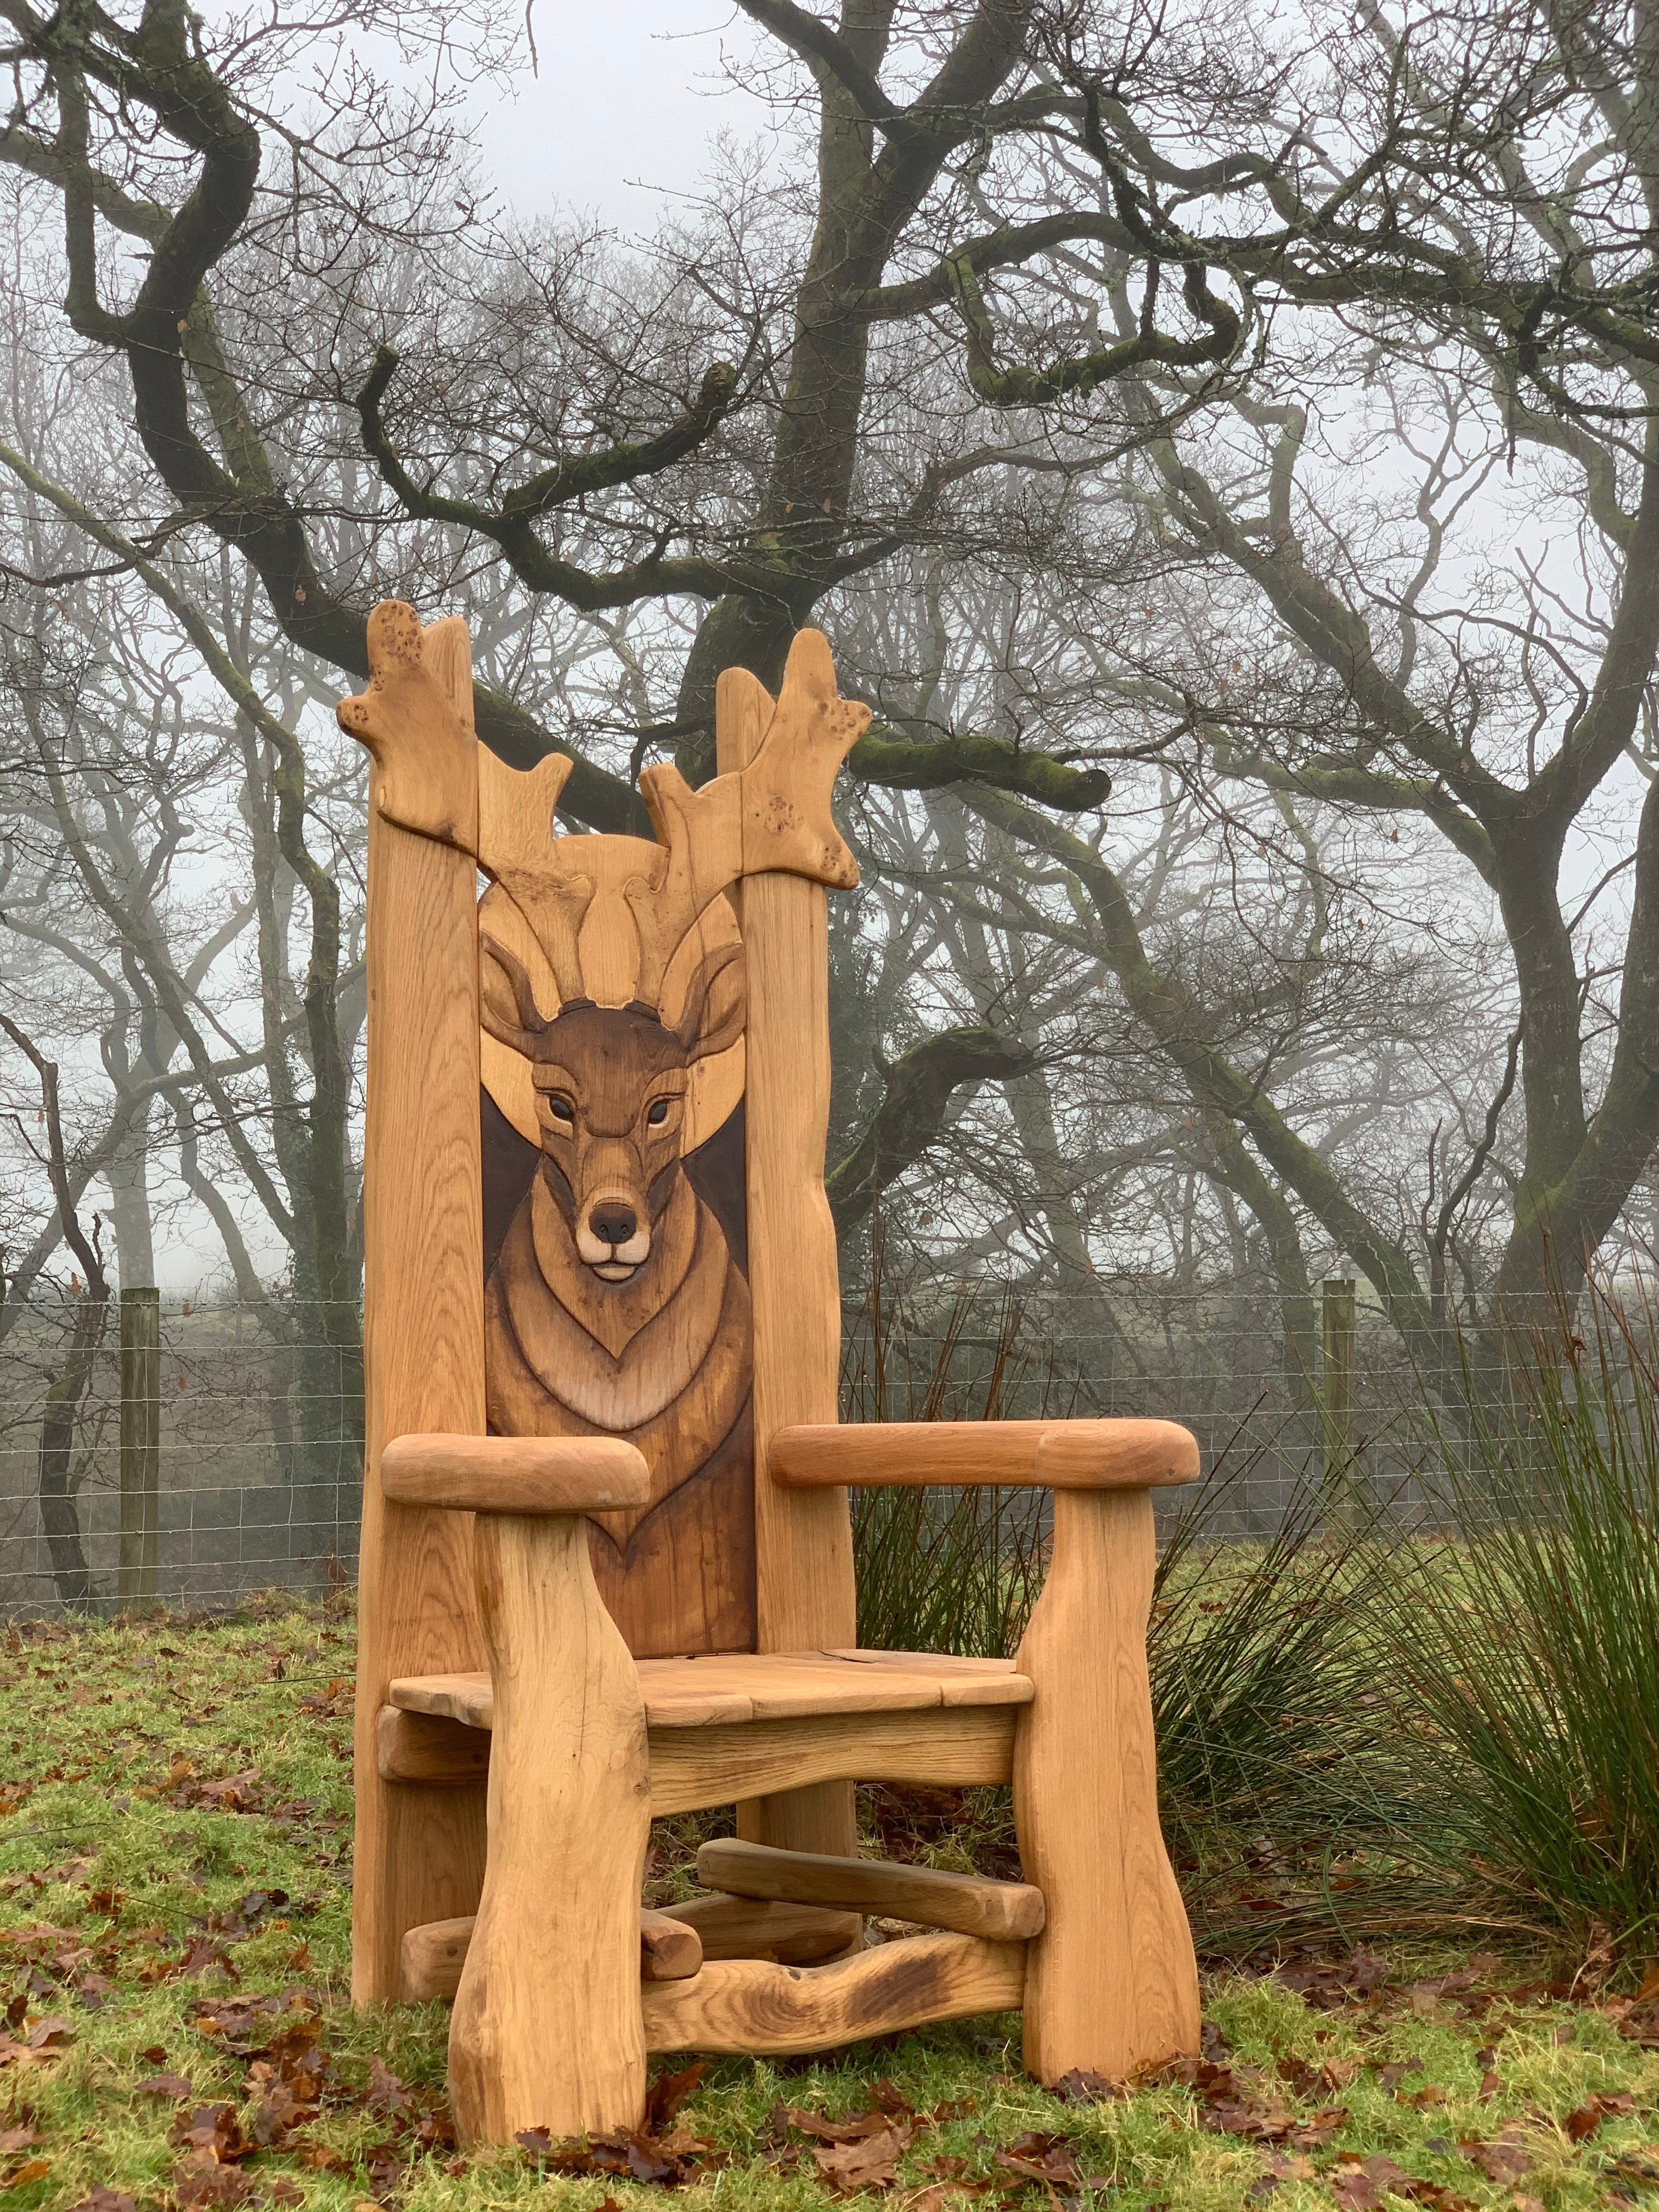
xmin=471 ymin=635 xmax=869 ymax=1655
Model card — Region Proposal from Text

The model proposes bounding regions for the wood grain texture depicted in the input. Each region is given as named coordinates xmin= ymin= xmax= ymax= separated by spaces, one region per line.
xmin=377 ymin=1705 xmax=491 ymax=1786
xmin=639 ymin=1910 xmax=704 ymax=1982
xmin=718 ymin=665 xmax=857 ymax=1861
xmin=338 ymin=604 xmax=479 ymax=849
xmin=398 ymin=1909 xmax=702 ymax=2000
xmin=449 ymin=1513 xmax=650 ymax=2143
xmin=640 ymin=1931 xmax=1025 ymax=2055
xmin=771 ymin=1419 xmax=1200 ymax=1491
xmin=346 ymin=610 xmax=488 ymax=2005
xmin=382 ymin=1432 xmax=649 ymax=1514
xmin=695 ymin=1839 xmax=1045 ymax=1942
xmin=647 ymin=1705 xmax=1017 ymax=1816
xmin=666 ymin=1892 xmax=861 ymax=1965
xmin=388 ymin=1650 xmax=1031 ymax=1729
xmin=384 ymin=1672 xmax=1017 ymax=1814
xmin=1012 ymin=1488 xmax=1200 ymax=2084
xmin=476 ymin=826 xmax=757 ymax=1659
xmin=400 ymin=1915 xmax=476 ymax=2001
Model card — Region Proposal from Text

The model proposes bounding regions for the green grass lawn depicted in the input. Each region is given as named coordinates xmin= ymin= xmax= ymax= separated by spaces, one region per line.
xmin=0 ymin=1598 xmax=1652 ymax=2212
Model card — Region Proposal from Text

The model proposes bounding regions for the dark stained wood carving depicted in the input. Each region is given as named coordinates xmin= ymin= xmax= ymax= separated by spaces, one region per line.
xmin=481 ymin=965 xmax=757 ymax=1658
xmin=472 ymin=634 xmax=869 ymax=1661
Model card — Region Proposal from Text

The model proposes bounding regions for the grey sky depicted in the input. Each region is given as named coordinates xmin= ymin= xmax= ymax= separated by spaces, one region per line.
xmin=465 ymin=3 xmax=768 ymax=224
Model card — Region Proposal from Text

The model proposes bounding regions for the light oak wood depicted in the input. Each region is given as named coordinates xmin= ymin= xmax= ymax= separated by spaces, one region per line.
xmin=647 ymin=1705 xmax=1016 ymax=1816
xmin=342 ymin=609 xmax=488 ymax=2006
xmin=377 ymin=1705 xmax=490 ymax=1785
xmin=719 ymin=665 xmax=857 ymax=1861
xmin=399 ymin=1909 xmax=703 ymax=2000
xmin=382 ymin=1431 xmax=650 ymax=1514
xmin=696 ymin=1839 xmax=1045 ymax=1942
xmin=1013 ymin=1488 xmax=1200 ymax=2084
xmin=666 ymin=1891 xmax=861 ymax=1965
xmin=449 ymin=1511 xmax=650 ymax=2143
xmin=343 ymin=610 xmax=1197 ymax=2132
xmin=639 ymin=1908 xmax=708 ymax=1982
xmin=400 ymin=1914 xmax=476 ymax=2000
xmin=771 ymin=1418 xmax=1200 ymax=1490
xmin=339 ymin=603 xmax=479 ymax=849
xmin=385 ymin=1672 xmax=1018 ymax=1814
xmin=388 ymin=1649 xmax=1032 ymax=1729
xmin=640 ymin=1931 xmax=1025 ymax=2055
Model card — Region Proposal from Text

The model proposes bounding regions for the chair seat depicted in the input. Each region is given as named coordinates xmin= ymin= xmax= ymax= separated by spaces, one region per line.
xmin=389 ymin=1647 xmax=1034 ymax=1731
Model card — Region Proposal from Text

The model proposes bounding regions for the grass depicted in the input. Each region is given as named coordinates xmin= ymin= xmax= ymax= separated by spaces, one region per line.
xmin=1375 ymin=1282 xmax=1659 ymax=1958
xmin=0 ymin=1601 xmax=1654 ymax=2211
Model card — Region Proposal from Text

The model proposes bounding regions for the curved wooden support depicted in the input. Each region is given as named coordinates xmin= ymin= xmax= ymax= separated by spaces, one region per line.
xmin=449 ymin=1512 xmax=650 ymax=2144
xmin=1012 ymin=1489 xmax=1200 ymax=2084
xmin=640 ymin=1929 xmax=1025 ymax=2055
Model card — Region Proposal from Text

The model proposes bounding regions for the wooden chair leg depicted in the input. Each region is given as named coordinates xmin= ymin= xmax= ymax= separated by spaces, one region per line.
xmin=449 ymin=1511 xmax=650 ymax=2143
xmin=1012 ymin=1488 xmax=1199 ymax=2084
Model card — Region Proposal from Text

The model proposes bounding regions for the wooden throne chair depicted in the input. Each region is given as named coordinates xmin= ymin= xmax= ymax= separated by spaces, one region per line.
xmin=338 ymin=603 xmax=1201 ymax=2145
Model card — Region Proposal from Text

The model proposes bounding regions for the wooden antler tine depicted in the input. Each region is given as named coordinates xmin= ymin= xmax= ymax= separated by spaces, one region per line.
xmin=623 ymin=770 xmax=742 ymax=1011
xmin=515 ymin=875 xmax=596 ymax=1007
xmin=476 ymin=750 xmax=594 ymax=1008
xmin=622 ymin=631 xmax=867 ymax=1012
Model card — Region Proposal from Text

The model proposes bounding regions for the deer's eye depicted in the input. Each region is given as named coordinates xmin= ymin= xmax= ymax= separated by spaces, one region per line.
xmin=548 ymin=1096 xmax=575 ymax=1125
xmin=647 ymin=1098 xmax=671 ymax=1127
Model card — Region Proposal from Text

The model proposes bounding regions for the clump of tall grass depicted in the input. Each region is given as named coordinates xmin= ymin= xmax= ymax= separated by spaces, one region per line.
xmin=1377 ymin=1276 xmax=1659 ymax=1958
xmin=842 ymin=1259 xmax=1047 ymax=1657
xmin=1151 ymin=1442 xmax=1405 ymax=1877
xmin=841 ymin=1253 xmax=1410 ymax=1950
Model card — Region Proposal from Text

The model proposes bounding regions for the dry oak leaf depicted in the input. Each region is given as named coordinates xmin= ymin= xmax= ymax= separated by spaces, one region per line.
xmin=813 ymin=2125 xmax=915 ymax=2192
xmin=1460 ymin=2129 xmax=1533 ymax=2183
xmin=992 ymin=2130 xmax=1096 ymax=2191
xmin=172 ymin=2153 xmax=256 ymax=2209
xmin=135 ymin=2072 xmax=193 ymax=2098
xmin=168 ymin=2101 xmax=250 ymax=2163
xmin=1330 ymin=2155 xmax=1411 ymax=2211
xmin=68 ymin=2192 xmax=135 ymax=2212
xmin=1563 ymin=2090 xmax=1635 ymax=2141
xmin=1049 ymin=2068 xmax=1121 ymax=2106
xmin=1275 ymin=1951 xmax=1387 ymax=2011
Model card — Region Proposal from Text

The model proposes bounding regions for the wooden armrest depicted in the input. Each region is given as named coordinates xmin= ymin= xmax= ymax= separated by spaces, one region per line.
xmin=769 ymin=1417 xmax=1198 ymax=1492
xmin=382 ymin=1432 xmax=650 ymax=1514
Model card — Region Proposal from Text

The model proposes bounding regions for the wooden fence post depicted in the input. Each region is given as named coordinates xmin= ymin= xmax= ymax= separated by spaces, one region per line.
xmin=118 ymin=1286 xmax=161 ymax=1604
xmin=1320 ymin=1273 xmax=1356 ymax=1525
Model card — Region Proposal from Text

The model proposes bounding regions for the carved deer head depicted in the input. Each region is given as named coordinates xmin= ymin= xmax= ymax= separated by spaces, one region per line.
xmin=470 ymin=629 xmax=870 ymax=1285
xmin=479 ymin=935 xmax=744 ymax=1279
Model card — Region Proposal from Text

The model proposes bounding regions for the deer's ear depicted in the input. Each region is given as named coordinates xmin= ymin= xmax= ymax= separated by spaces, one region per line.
xmin=479 ymin=933 xmax=549 ymax=1058
xmin=675 ymin=941 xmax=746 ymax=1063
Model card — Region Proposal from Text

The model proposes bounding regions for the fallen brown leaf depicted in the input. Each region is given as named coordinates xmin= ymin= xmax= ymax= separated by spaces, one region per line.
xmin=814 ymin=2124 xmax=915 ymax=2191
xmin=135 ymin=2071 xmax=192 ymax=2097
xmin=172 ymin=2153 xmax=255 ymax=2208
xmin=1330 ymin=2153 xmax=1410 ymax=2211
xmin=1564 ymin=2091 xmax=1634 ymax=2142
xmin=1460 ymin=2129 xmax=1533 ymax=2183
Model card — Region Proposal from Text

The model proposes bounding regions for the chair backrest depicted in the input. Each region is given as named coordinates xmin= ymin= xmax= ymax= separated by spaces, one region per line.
xmin=342 ymin=605 xmax=865 ymax=1689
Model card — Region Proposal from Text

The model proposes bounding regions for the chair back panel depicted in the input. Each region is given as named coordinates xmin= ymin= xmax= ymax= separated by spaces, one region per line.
xmin=469 ymin=639 xmax=867 ymax=1662
xmin=476 ymin=835 xmax=757 ymax=1657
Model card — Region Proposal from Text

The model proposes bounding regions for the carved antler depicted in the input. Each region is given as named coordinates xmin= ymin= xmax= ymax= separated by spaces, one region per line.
xmin=623 ymin=628 xmax=868 ymax=1008
xmin=477 ymin=750 xmax=592 ymax=1006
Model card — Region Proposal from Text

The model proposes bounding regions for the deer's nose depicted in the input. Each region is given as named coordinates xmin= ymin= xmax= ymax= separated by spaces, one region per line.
xmin=589 ymin=1203 xmax=637 ymax=1249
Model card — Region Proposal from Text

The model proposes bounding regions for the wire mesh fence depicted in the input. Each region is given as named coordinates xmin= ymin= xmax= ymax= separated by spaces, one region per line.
xmin=1 ymin=1293 xmax=363 ymax=1617
xmin=0 ymin=1263 xmax=1471 ymax=1619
